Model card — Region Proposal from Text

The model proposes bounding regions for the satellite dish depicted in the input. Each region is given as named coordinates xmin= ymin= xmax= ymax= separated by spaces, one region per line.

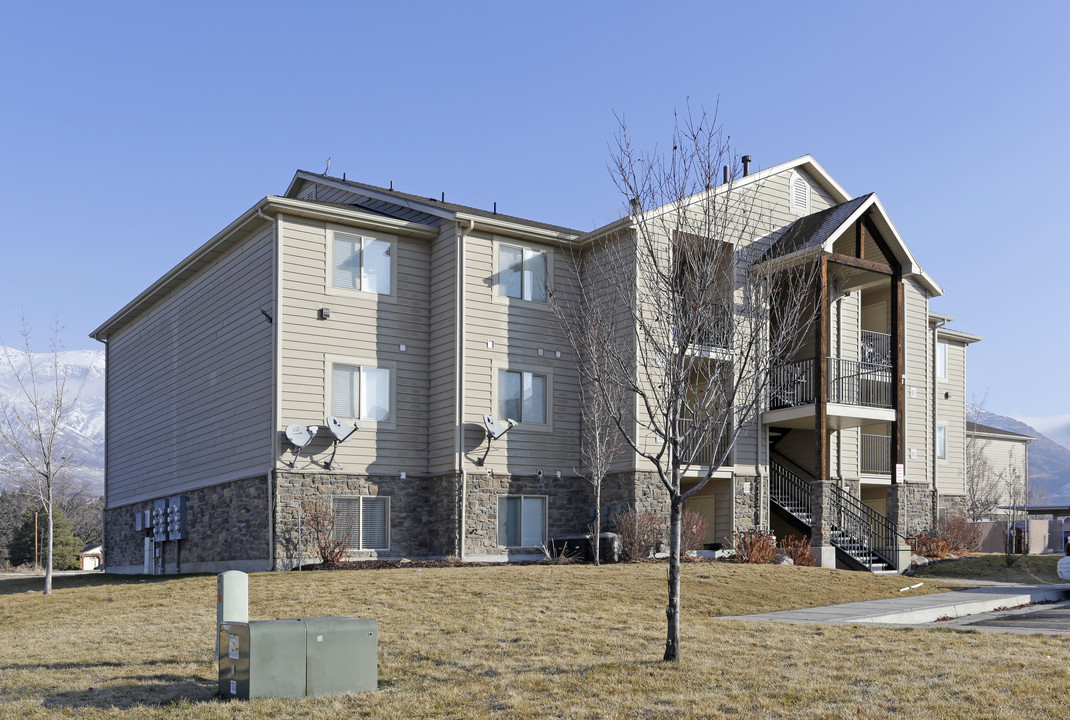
xmin=326 ymin=416 xmax=359 ymax=442
xmin=285 ymin=424 xmax=314 ymax=448
xmin=484 ymin=414 xmax=518 ymax=440
xmin=284 ymin=424 xmax=319 ymax=468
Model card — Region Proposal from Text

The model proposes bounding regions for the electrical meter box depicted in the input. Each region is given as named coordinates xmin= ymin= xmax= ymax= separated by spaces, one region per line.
xmin=219 ymin=617 xmax=377 ymax=700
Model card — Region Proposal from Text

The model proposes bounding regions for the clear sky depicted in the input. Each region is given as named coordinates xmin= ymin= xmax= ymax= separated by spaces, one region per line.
xmin=1 ymin=1 xmax=1067 ymax=424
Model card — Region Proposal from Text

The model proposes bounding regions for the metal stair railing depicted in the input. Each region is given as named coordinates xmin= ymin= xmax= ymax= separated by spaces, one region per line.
xmin=829 ymin=483 xmax=902 ymax=571
xmin=769 ymin=461 xmax=812 ymax=526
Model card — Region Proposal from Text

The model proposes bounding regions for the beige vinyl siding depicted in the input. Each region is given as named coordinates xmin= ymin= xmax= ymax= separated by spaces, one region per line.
xmin=105 ymin=224 xmax=275 ymax=508
xmin=428 ymin=224 xmax=459 ymax=474
xmin=277 ymin=214 xmax=431 ymax=474
xmin=978 ymin=436 xmax=1029 ymax=505
xmin=462 ymin=231 xmax=581 ymax=473
xmin=935 ymin=337 xmax=968 ymax=495
xmin=903 ymin=278 xmax=932 ymax=483
xmin=836 ymin=292 xmax=861 ymax=478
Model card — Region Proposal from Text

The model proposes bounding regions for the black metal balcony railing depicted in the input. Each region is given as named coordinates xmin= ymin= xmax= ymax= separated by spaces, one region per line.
xmin=769 ymin=358 xmax=815 ymax=409
xmin=770 ymin=357 xmax=893 ymax=410
xmin=676 ymin=302 xmax=730 ymax=350
xmin=860 ymin=330 xmax=892 ymax=368
xmin=828 ymin=358 xmax=893 ymax=408
xmin=676 ymin=417 xmax=731 ymax=468
xmin=860 ymin=434 xmax=892 ymax=474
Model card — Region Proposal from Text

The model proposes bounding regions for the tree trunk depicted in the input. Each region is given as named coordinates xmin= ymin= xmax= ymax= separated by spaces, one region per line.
xmin=663 ymin=494 xmax=682 ymax=661
xmin=44 ymin=502 xmax=53 ymax=595
xmin=593 ymin=482 xmax=602 ymax=567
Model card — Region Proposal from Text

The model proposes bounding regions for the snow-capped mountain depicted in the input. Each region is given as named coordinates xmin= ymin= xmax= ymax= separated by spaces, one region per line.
xmin=0 ymin=347 xmax=105 ymax=497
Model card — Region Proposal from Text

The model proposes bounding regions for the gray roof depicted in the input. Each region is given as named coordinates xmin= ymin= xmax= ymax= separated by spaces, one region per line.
xmin=967 ymin=422 xmax=1034 ymax=441
xmin=762 ymin=193 xmax=873 ymax=260
xmin=299 ymin=171 xmax=582 ymax=236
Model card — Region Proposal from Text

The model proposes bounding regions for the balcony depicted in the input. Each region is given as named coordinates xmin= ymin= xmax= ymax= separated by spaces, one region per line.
xmin=860 ymin=434 xmax=891 ymax=475
xmin=677 ymin=302 xmax=730 ymax=352
xmin=677 ymin=417 xmax=732 ymax=469
xmin=764 ymin=354 xmax=896 ymax=430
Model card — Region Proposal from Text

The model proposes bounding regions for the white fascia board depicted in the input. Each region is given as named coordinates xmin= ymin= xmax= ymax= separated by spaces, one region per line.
xmin=290 ymin=170 xmax=456 ymax=220
xmin=454 ymin=212 xmax=580 ymax=245
xmin=265 ymin=197 xmax=439 ymax=239
xmin=90 ymin=199 xmax=272 ymax=340
xmin=937 ymin=326 xmax=984 ymax=345
xmin=575 ymin=155 xmax=852 ymax=248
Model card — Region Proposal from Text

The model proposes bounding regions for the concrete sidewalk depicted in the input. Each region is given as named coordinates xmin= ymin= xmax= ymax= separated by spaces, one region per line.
xmin=725 ymin=583 xmax=1070 ymax=626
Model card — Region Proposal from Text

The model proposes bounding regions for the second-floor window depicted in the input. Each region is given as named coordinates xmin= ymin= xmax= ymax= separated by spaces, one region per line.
xmin=936 ymin=423 xmax=947 ymax=460
xmin=499 ymin=245 xmax=547 ymax=302
xmin=936 ymin=341 xmax=948 ymax=380
xmin=333 ymin=233 xmax=393 ymax=295
xmin=499 ymin=370 xmax=547 ymax=424
xmin=332 ymin=364 xmax=391 ymax=422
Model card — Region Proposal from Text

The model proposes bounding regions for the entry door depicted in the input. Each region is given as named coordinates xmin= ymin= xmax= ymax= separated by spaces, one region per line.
xmin=685 ymin=496 xmax=718 ymax=544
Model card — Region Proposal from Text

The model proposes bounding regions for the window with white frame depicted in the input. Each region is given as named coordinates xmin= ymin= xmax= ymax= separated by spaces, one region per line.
xmin=497 ymin=495 xmax=546 ymax=547
xmin=498 ymin=244 xmax=548 ymax=302
xmin=936 ymin=341 xmax=948 ymax=380
xmin=499 ymin=370 xmax=547 ymax=424
xmin=332 ymin=364 xmax=391 ymax=422
xmin=334 ymin=496 xmax=390 ymax=550
xmin=332 ymin=232 xmax=393 ymax=295
xmin=936 ymin=423 xmax=947 ymax=460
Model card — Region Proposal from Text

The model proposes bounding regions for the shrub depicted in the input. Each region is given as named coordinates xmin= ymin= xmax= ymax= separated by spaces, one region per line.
xmin=614 ymin=509 xmax=664 ymax=560
xmin=778 ymin=533 xmax=815 ymax=566
xmin=909 ymin=533 xmax=951 ymax=559
xmin=730 ymin=530 xmax=777 ymax=564
xmin=680 ymin=509 xmax=709 ymax=554
xmin=934 ymin=515 xmax=981 ymax=554
xmin=302 ymin=500 xmax=352 ymax=566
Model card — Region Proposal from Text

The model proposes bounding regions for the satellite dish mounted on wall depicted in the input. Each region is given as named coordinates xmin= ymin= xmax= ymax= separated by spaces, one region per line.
xmin=475 ymin=413 xmax=519 ymax=466
xmin=322 ymin=416 xmax=360 ymax=470
xmin=285 ymin=424 xmax=319 ymax=468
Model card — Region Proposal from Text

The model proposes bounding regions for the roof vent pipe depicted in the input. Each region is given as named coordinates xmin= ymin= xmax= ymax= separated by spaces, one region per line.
xmin=723 ymin=165 xmax=729 ymax=184
xmin=742 ymin=155 xmax=752 ymax=177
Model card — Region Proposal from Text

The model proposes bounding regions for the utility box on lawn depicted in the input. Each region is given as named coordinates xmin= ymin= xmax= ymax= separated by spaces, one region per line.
xmin=219 ymin=617 xmax=377 ymax=699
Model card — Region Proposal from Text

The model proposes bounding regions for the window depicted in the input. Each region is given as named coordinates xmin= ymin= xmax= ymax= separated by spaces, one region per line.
xmin=936 ymin=341 xmax=948 ymax=380
xmin=499 ymin=370 xmax=547 ymax=424
xmin=332 ymin=364 xmax=391 ymax=421
xmin=332 ymin=232 xmax=392 ymax=295
xmin=936 ymin=424 xmax=947 ymax=460
xmin=334 ymin=496 xmax=390 ymax=551
xmin=499 ymin=244 xmax=547 ymax=302
xmin=498 ymin=495 xmax=546 ymax=547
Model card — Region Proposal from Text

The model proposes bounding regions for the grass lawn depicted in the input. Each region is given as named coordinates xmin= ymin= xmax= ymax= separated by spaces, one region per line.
xmin=1 ymin=562 xmax=1067 ymax=719
xmin=911 ymin=553 xmax=1064 ymax=584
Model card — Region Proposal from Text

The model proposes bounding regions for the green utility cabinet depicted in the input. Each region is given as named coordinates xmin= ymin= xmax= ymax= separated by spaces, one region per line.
xmin=219 ymin=617 xmax=377 ymax=699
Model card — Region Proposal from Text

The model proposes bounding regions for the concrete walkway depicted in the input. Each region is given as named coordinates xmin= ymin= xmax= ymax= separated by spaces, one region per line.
xmin=726 ymin=583 xmax=1070 ymax=626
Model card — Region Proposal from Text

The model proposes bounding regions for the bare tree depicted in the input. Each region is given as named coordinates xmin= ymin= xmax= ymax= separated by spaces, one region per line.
xmin=964 ymin=413 xmax=1003 ymax=522
xmin=584 ymin=107 xmax=821 ymax=661
xmin=550 ymin=251 xmax=630 ymax=566
xmin=0 ymin=314 xmax=87 ymax=594
xmin=1002 ymin=446 xmax=1027 ymax=565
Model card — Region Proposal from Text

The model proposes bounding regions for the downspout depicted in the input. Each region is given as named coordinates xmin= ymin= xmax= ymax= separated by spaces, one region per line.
xmin=931 ymin=304 xmax=945 ymax=522
xmin=456 ymin=218 xmax=475 ymax=561
xmin=260 ymin=205 xmax=279 ymax=570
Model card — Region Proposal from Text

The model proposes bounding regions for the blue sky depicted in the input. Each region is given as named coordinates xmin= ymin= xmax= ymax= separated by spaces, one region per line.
xmin=1 ymin=2 xmax=1067 ymax=423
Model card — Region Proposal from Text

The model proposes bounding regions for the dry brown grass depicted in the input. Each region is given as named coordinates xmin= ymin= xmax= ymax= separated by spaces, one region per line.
xmin=0 ymin=563 xmax=1066 ymax=719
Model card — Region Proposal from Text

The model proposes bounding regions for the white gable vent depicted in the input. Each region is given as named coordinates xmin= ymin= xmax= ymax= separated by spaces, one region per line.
xmin=789 ymin=171 xmax=811 ymax=215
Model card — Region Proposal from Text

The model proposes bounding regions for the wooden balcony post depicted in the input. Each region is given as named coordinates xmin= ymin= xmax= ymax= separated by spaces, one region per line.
xmin=814 ymin=254 xmax=830 ymax=483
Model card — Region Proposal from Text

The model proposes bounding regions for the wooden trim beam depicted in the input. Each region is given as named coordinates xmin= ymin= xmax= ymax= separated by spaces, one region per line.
xmin=827 ymin=252 xmax=893 ymax=276
xmin=815 ymin=254 xmax=830 ymax=482
xmin=855 ymin=220 xmax=864 ymax=260
xmin=891 ymin=270 xmax=905 ymax=475
xmin=864 ymin=216 xmax=901 ymax=272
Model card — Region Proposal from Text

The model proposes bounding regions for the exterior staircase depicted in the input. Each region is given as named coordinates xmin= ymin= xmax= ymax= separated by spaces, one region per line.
xmin=769 ymin=458 xmax=903 ymax=574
